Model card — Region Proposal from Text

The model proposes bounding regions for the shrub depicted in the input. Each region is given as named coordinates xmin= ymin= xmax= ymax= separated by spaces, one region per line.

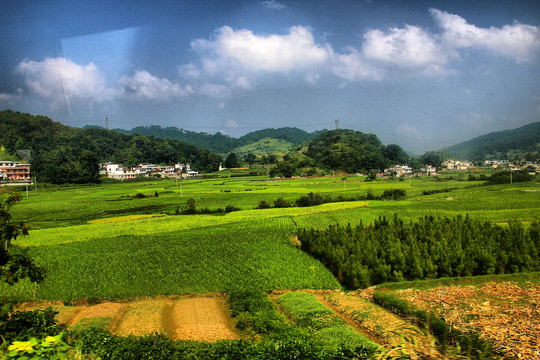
xmin=181 ymin=198 xmax=197 ymax=214
xmin=380 ymin=189 xmax=406 ymax=200
xmin=273 ymin=197 xmax=291 ymax=208
xmin=295 ymin=192 xmax=325 ymax=207
xmin=0 ymin=307 xmax=64 ymax=344
xmin=225 ymin=205 xmax=240 ymax=213
xmin=256 ymin=200 xmax=271 ymax=209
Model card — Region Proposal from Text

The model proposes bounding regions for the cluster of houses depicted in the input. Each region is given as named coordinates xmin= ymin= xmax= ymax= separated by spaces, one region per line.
xmin=484 ymin=159 xmax=539 ymax=172
xmin=0 ymin=161 xmax=31 ymax=181
xmin=0 ymin=158 xmax=537 ymax=183
xmin=380 ymin=164 xmax=437 ymax=177
xmin=381 ymin=160 xmax=473 ymax=177
xmin=441 ymin=160 xmax=474 ymax=170
xmin=101 ymin=163 xmax=199 ymax=180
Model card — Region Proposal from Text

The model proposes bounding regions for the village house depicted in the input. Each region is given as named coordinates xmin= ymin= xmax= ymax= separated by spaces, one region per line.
xmin=101 ymin=162 xmax=197 ymax=179
xmin=484 ymin=160 xmax=509 ymax=168
xmin=383 ymin=165 xmax=412 ymax=177
xmin=442 ymin=160 xmax=474 ymax=170
xmin=0 ymin=161 xmax=31 ymax=180
xmin=105 ymin=163 xmax=137 ymax=180
xmin=420 ymin=165 xmax=437 ymax=176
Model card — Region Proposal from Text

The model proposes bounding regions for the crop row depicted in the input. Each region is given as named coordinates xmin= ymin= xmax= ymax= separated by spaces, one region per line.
xmin=2 ymin=220 xmax=340 ymax=302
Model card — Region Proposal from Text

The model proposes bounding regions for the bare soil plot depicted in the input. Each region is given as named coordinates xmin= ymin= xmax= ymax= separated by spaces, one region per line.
xmin=114 ymin=298 xmax=167 ymax=337
xmin=171 ymin=297 xmax=240 ymax=342
xmin=397 ymin=281 xmax=540 ymax=360
xmin=14 ymin=295 xmax=240 ymax=342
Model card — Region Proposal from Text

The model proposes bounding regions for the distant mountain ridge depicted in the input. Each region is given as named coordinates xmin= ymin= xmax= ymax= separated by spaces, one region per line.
xmin=440 ymin=122 xmax=540 ymax=161
xmin=112 ymin=125 xmax=326 ymax=154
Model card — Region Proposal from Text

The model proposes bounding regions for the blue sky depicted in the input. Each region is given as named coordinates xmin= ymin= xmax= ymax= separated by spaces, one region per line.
xmin=1 ymin=0 xmax=539 ymax=153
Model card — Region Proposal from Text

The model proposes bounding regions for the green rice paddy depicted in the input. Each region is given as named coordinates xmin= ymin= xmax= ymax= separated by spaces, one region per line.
xmin=2 ymin=173 xmax=539 ymax=303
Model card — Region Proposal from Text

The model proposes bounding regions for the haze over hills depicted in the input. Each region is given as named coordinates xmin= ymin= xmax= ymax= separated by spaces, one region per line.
xmin=440 ymin=122 xmax=540 ymax=161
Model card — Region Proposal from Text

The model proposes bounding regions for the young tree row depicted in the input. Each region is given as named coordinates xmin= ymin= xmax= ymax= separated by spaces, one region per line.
xmin=299 ymin=215 xmax=539 ymax=289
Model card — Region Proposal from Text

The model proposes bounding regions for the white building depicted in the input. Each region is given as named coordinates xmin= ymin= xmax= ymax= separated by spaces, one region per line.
xmin=106 ymin=164 xmax=137 ymax=180
xmin=384 ymin=165 xmax=412 ymax=177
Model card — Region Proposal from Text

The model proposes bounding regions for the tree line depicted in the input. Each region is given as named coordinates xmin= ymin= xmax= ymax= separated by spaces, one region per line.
xmin=298 ymin=215 xmax=540 ymax=289
xmin=0 ymin=110 xmax=223 ymax=184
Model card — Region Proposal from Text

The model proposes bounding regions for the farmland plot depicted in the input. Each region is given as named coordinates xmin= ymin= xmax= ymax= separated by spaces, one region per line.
xmin=15 ymin=295 xmax=240 ymax=342
xmin=391 ymin=280 xmax=540 ymax=359
xmin=2 ymin=220 xmax=340 ymax=302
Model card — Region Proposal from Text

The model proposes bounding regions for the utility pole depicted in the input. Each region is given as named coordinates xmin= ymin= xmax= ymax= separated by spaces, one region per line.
xmin=106 ymin=116 xmax=109 ymax=130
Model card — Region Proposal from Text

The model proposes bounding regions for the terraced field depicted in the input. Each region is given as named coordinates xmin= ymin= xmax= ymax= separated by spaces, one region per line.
xmin=3 ymin=174 xmax=539 ymax=358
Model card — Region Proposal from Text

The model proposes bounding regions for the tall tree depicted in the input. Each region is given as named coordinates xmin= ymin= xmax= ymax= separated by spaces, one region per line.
xmin=225 ymin=152 xmax=239 ymax=168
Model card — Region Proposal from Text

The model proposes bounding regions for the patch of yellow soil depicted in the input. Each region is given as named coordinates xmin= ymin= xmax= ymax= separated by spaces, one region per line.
xmin=69 ymin=302 xmax=128 ymax=330
xmin=115 ymin=299 xmax=167 ymax=337
xmin=171 ymin=297 xmax=240 ymax=342
xmin=14 ymin=295 xmax=240 ymax=342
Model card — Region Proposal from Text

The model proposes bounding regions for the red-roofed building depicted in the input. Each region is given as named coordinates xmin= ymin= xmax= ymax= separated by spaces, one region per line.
xmin=0 ymin=161 xmax=31 ymax=180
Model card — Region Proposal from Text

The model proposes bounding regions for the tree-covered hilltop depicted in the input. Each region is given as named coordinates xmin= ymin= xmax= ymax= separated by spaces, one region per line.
xmin=0 ymin=110 xmax=223 ymax=184
xmin=237 ymin=127 xmax=325 ymax=148
xmin=304 ymin=129 xmax=409 ymax=174
xmin=114 ymin=125 xmax=325 ymax=154
xmin=114 ymin=125 xmax=239 ymax=154
xmin=440 ymin=121 xmax=540 ymax=162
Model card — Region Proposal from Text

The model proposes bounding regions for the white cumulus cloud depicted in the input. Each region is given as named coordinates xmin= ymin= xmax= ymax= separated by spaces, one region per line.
xmin=362 ymin=25 xmax=449 ymax=71
xmin=119 ymin=70 xmax=192 ymax=101
xmin=331 ymin=48 xmax=384 ymax=81
xmin=431 ymin=8 xmax=540 ymax=63
xmin=16 ymin=57 xmax=116 ymax=108
xmin=192 ymin=25 xmax=330 ymax=73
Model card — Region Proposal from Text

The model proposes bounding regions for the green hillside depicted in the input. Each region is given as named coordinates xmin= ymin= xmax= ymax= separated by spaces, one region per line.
xmin=114 ymin=125 xmax=325 ymax=154
xmin=0 ymin=110 xmax=223 ymax=183
xmin=441 ymin=121 xmax=540 ymax=161
xmin=233 ymin=137 xmax=294 ymax=157
xmin=303 ymin=129 xmax=409 ymax=173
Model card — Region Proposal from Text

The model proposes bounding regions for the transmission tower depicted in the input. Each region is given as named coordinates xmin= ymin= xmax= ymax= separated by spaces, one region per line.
xmin=335 ymin=119 xmax=339 ymax=129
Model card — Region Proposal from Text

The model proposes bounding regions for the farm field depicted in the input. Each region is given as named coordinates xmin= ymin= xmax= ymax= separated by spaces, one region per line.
xmin=16 ymin=295 xmax=241 ymax=342
xmin=2 ymin=173 xmax=539 ymax=358
xmin=375 ymin=273 xmax=540 ymax=359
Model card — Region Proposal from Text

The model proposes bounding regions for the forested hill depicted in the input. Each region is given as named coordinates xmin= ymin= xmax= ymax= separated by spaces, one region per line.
xmin=303 ymin=129 xmax=409 ymax=173
xmin=441 ymin=121 xmax=540 ymax=161
xmin=113 ymin=125 xmax=325 ymax=154
xmin=0 ymin=110 xmax=223 ymax=184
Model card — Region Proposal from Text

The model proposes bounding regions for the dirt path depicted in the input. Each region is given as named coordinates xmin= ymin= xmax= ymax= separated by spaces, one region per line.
xmin=171 ymin=297 xmax=240 ymax=342
xmin=314 ymin=294 xmax=384 ymax=344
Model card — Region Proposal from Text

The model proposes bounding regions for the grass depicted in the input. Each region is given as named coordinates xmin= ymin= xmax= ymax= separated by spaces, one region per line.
xmin=2 ymin=173 xmax=538 ymax=304
xmin=277 ymin=292 xmax=379 ymax=351
xmin=2 ymin=220 xmax=340 ymax=302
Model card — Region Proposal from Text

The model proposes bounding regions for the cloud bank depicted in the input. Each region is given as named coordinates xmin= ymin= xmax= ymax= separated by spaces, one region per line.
xmin=2 ymin=8 xmax=538 ymax=109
